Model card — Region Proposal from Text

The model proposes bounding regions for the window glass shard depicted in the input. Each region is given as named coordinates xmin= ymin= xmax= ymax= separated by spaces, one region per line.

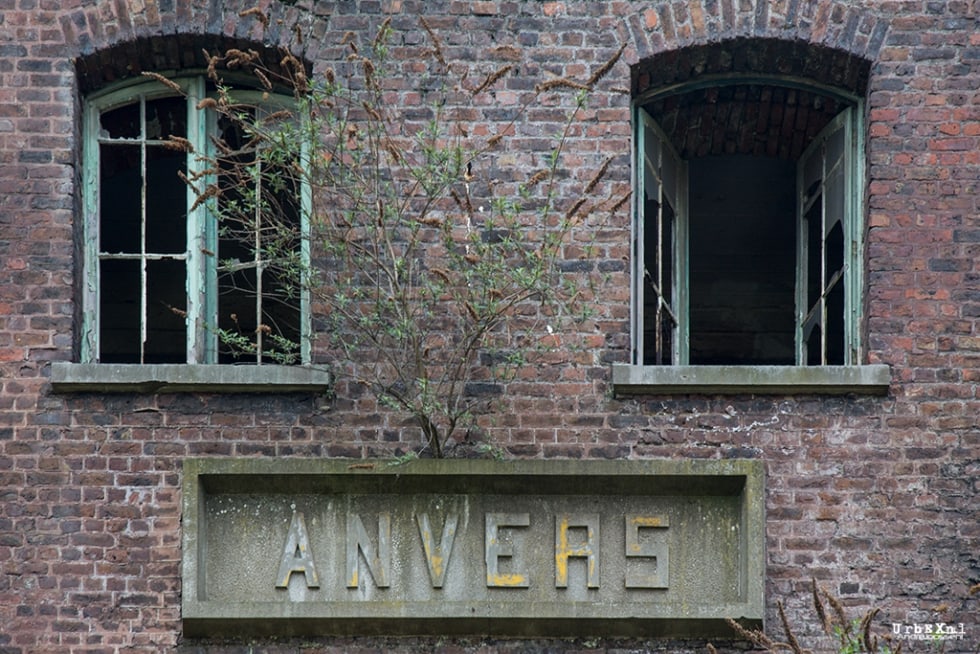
xmin=825 ymin=275 xmax=845 ymax=365
xmin=826 ymin=121 xmax=846 ymax=170
xmin=662 ymin=149 xmax=677 ymax=204
xmin=644 ymin=121 xmax=661 ymax=177
xmin=805 ymin=192 xmax=823 ymax=311
xmin=644 ymin=161 xmax=661 ymax=202
xmin=825 ymin=168 xmax=844 ymax=237
xmin=806 ymin=322 xmax=822 ymax=366
xmin=145 ymin=96 xmax=186 ymax=140
xmin=100 ymin=102 xmax=141 ymax=139
xmin=825 ymin=220 xmax=844 ymax=284
xmin=803 ymin=143 xmax=822 ymax=194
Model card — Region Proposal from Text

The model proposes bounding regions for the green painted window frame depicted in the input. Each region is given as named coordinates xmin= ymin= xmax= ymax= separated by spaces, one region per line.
xmin=616 ymin=76 xmax=889 ymax=395
xmin=53 ymin=75 xmax=327 ymax=393
xmin=80 ymin=75 xmax=311 ymax=365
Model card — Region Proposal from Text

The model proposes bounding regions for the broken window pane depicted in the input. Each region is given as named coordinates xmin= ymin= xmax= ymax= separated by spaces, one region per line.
xmin=145 ymin=145 xmax=186 ymax=255
xmin=640 ymin=113 xmax=679 ymax=366
xmin=806 ymin=323 xmax=822 ymax=366
xmin=825 ymin=272 xmax=845 ymax=365
xmin=145 ymin=96 xmax=186 ymax=140
xmin=86 ymin=77 xmax=309 ymax=366
xmin=805 ymin=192 xmax=823 ymax=311
xmin=145 ymin=259 xmax=187 ymax=363
xmin=826 ymin=221 xmax=844 ymax=286
xmin=643 ymin=196 xmax=675 ymax=365
xmin=99 ymin=143 xmax=142 ymax=253
xmin=825 ymin=167 xmax=845 ymax=236
xmin=214 ymin=110 xmax=303 ymax=364
xmin=99 ymin=259 xmax=140 ymax=362
xmin=637 ymin=92 xmax=858 ymax=367
xmin=100 ymin=103 xmax=141 ymax=139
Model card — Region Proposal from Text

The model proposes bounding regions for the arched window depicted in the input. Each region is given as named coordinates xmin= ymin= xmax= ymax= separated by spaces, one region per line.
xmin=80 ymin=75 xmax=310 ymax=366
xmin=635 ymin=79 xmax=860 ymax=367
xmin=615 ymin=41 xmax=889 ymax=394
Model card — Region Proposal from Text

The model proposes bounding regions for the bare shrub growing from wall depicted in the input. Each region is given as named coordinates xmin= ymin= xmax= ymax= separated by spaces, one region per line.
xmin=183 ymin=12 xmax=628 ymax=457
xmin=710 ymin=579 xmax=905 ymax=654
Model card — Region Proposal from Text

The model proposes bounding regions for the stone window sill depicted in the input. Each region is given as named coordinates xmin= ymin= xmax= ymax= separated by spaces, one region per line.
xmin=50 ymin=362 xmax=331 ymax=393
xmin=611 ymin=364 xmax=890 ymax=395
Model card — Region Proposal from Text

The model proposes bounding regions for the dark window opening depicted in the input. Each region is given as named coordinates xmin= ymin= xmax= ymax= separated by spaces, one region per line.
xmin=215 ymin=113 xmax=303 ymax=364
xmin=97 ymin=94 xmax=188 ymax=364
xmin=642 ymin=195 xmax=676 ymax=365
xmin=144 ymin=259 xmax=187 ymax=363
xmin=82 ymin=67 xmax=312 ymax=367
xmin=99 ymin=259 xmax=140 ymax=363
xmin=688 ymin=156 xmax=796 ymax=365
xmin=637 ymin=82 xmax=857 ymax=367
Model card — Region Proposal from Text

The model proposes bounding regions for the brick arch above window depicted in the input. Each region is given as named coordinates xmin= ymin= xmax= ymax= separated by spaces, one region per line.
xmin=632 ymin=38 xmax=873 ymax=162
xmin=633 ymin=37 xmax=871 ymax=102
xmin=73 ymin=34 xmax=310 ymax=95
xmin=628 ymin=1 xmax=890 ymax=65
xmin=642 ymin=82 xmax=847 ymax=162
xmin=59 ymin=0 xmax=322 ymax=67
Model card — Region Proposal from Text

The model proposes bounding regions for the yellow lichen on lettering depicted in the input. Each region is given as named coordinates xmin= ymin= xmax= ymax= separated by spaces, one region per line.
xmin=487 ymin=573 xmax=528 ymax=587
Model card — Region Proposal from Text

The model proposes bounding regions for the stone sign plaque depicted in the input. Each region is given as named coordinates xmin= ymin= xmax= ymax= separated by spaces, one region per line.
xmin=181 ymin=458 xmax=764 ymax=637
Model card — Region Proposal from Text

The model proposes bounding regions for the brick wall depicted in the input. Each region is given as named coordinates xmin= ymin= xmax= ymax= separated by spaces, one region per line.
xmin=1 ymin=1 xmax=978 ymax=652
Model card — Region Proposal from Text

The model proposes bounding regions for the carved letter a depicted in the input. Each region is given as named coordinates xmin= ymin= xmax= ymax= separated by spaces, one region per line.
xmin=275 ymin=512 xmax=320 ymax=589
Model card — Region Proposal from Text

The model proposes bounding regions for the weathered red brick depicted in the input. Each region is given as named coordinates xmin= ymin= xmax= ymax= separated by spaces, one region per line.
xmin=0 ymin=1 xmax=976 ymax=652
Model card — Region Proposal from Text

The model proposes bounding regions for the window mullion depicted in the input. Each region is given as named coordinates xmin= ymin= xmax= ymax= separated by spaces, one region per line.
xmin=845 ymin=105 xmax=861 ymax=366
xmin=299 ymin=118 xmax=313 ymax=365
xmin=674 ymin=159 xmax=689 ymax=366
xmin=254 ymin=161 xmax=264 ymax=364
xmin=81 ymin=100 xmax=101 ymax=363
xmin=632 ymin=107 xmax=646 ymax=366
xmin=139 ymin=95 xmax=149 ymax=365
xmin=186 ymin=77 xmax=212 ymax=364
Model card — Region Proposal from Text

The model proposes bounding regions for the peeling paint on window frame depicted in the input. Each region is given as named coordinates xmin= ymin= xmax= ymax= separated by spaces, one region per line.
xmin=630 ymin=74 xmax=867 ymax=369
xmin=79 ymin=75 xmax=312 ymax=367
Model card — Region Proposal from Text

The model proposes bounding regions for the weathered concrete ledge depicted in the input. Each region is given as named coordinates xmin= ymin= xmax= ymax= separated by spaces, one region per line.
xmin=50 ymin=362 xmax=331 ymax=393
xmin=181 ymin=458 xmax=765 ymax=638
xmin=611 ymin=363 xmax=891 ymax=395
